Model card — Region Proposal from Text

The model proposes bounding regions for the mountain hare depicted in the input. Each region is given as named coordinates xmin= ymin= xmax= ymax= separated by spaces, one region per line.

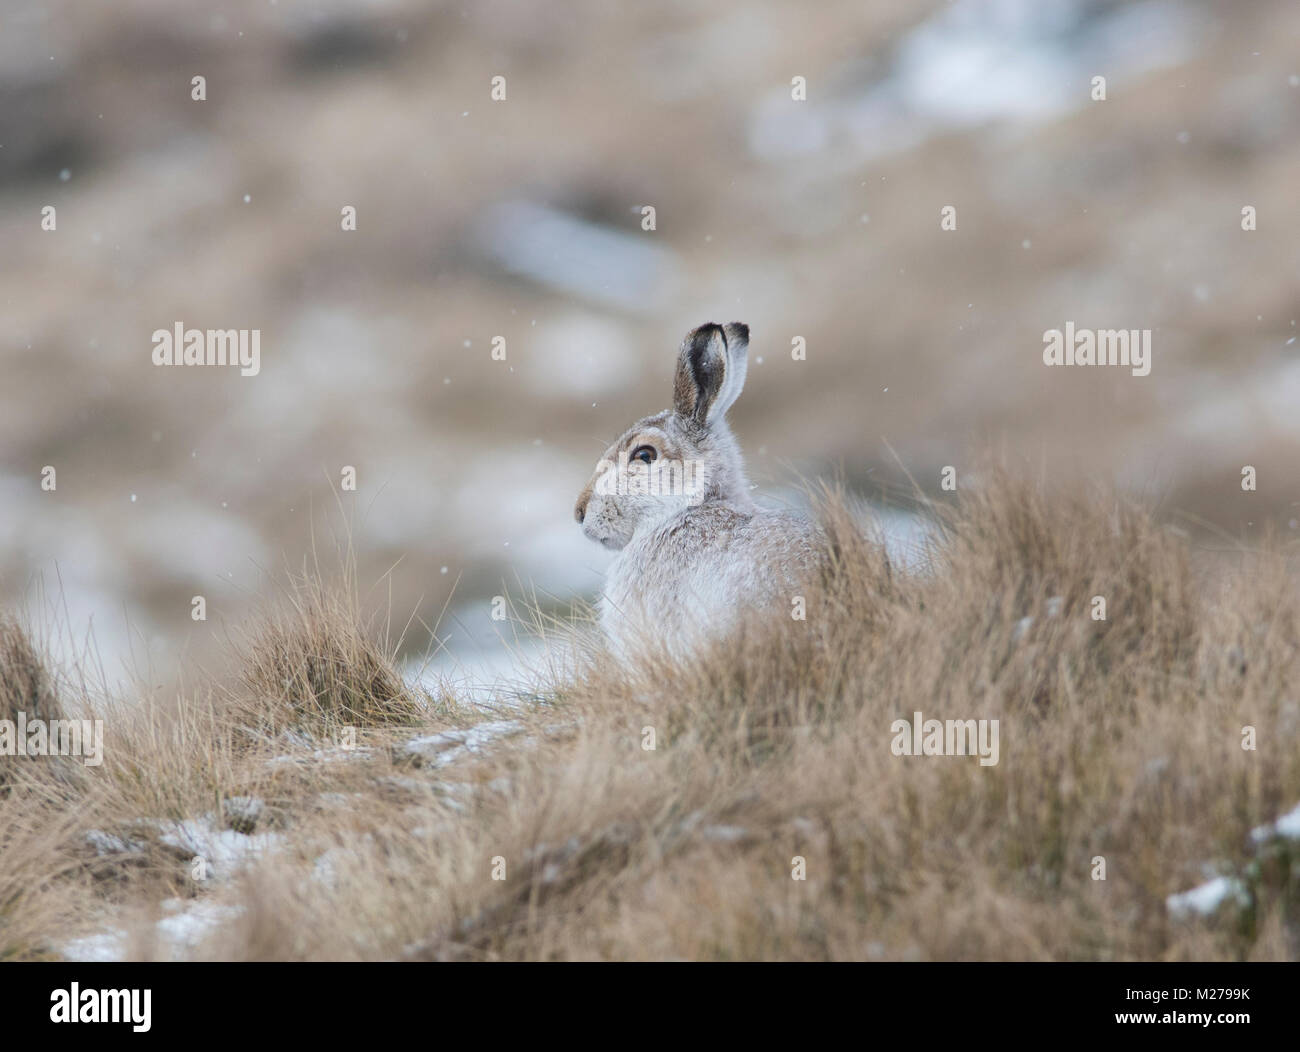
xmin=575 ymin=322 xmax=822 ymax=659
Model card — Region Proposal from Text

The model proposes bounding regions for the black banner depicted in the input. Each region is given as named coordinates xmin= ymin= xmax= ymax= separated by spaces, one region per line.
xmin=3 ymin=962 xmax=1294 ymax=1039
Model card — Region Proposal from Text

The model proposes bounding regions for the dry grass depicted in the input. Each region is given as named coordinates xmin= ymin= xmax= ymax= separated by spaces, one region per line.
xmin=231 ymin=559 xmax=429 ymax=741
xmin=2 ymin=472 xmax=1299 ymax=961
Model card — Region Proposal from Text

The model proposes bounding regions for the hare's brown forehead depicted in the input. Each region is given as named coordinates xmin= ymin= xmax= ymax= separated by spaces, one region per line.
xmin=617 ymin=424 xmax=680 ymax=455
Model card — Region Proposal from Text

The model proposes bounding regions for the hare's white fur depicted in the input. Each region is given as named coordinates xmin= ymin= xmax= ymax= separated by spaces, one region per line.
xmin=575 ymin=322 xmax=820 ymax=659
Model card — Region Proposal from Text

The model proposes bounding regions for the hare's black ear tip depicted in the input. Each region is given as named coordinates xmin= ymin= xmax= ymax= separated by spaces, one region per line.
xmin=724 ymin=322 xmax=749 ymax=344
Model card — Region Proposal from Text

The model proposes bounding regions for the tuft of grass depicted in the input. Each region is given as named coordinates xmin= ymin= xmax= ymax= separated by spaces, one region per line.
xmin=0 ymin=616 xmax=85 ymax=796
xmin=0 ymin=616 xmax=63 ymax=733
xmin=233 ymin=566 xmax=427 ymax=742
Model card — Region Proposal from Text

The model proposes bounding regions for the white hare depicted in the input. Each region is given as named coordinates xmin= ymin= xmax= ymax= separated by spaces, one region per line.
xmin=575 ymin=322 xmax=821 ymax=659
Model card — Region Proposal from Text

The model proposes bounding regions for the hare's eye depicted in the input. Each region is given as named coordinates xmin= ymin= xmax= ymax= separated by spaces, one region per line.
xmin=631 ymin=445 xmax=657 ymax=465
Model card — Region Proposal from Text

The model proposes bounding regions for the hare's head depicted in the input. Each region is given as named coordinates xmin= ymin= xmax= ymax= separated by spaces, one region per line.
xmin=575 ymin=322 xmax=755 ymax=550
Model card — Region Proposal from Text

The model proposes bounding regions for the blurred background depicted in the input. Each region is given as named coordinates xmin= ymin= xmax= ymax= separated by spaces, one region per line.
xmin=1 ymin=0 xmax=1297 ymax=689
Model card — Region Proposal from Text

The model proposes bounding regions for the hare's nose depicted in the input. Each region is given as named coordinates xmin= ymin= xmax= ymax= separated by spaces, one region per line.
xmin=574 ymin=498 xmax=587 ymax=525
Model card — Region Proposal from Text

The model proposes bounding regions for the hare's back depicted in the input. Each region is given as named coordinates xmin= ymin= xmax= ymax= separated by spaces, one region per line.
xmin=601 ymin=503 xmax=821 ymax=658
xmin=648 ymin=503 xmax=819 ymax=602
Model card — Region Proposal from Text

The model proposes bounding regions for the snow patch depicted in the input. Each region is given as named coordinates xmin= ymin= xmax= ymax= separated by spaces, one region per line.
xmin=402 ymin=719 xmax=523 ymax=768
xmin=1250 ymin=800 xmax=1300 ymax=844
xmin=150 ymin=815 xmax=282 ymax=879
xmin=1166 ymin=876 xmax=1250 ymax=920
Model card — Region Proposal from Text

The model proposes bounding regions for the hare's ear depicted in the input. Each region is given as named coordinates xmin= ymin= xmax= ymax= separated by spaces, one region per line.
xmin=672 ymin=322 xmax=749 ymax=427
